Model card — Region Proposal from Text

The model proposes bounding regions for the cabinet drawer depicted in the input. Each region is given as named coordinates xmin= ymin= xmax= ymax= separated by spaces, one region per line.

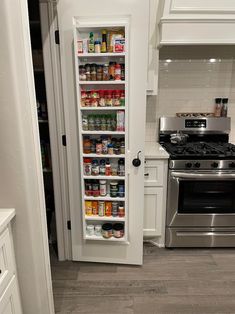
xmin=0 ymin=228 xmax=14 ymax=296
xmin=144 ymin=160 xmax=164 ymax=186
xmin=0 ymin=276 xmax=22 ymax=314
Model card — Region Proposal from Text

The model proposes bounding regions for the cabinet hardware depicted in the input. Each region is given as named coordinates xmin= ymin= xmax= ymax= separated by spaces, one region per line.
xmin=55 ymin=30 xmax=60 ymax=45
xmin=144 ymin=173 xmax=149 ymax=176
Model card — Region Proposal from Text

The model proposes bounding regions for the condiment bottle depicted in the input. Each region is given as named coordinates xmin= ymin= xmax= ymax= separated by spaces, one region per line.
xmin=221 ymin=98 xmax=228 ymax=117
xmin=83 ymin=158 xmax=92 ymax=176
xmin=117 ymin=159 xmax=125 ymax=176
xmin=114 ymin=64 xmax=121 ymax=81
xmin=94 ymin=40 xmax=101 ymax=53
xmin=88 ymin=32 xmax=95 ymax=53
xmin=103 ymin=64 xmax=109 ymax=81
xmin=214 ymin=98 xmax=222 ymax=117
xmin=105 ymin=160 xmax=111 ymax=176
xmin=99 ymin=180 xmax=107 ymax=196
xmin=109 ymin=62 xmax=115 ymax=80
xmin=101 ymin=30 xmax=107 ymax=53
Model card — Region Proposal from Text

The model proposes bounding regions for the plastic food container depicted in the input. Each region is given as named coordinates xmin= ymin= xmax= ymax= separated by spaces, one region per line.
xmin=86 ymin=224 xmax=95 ymax=236
xmin=102 ymin=223 xmax=113 ymax=238
xmin=113 ymin=223 xmax=124 ymax=238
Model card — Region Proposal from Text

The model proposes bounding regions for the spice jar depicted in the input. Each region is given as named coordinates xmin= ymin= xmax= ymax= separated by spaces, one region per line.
xmin=113 ymin=90 xmax=121 ymax=106
xmin=79 ymin=65 xmax=86 ymax=81
xmin=86 ymin=224 xmax=95 ymax=236
xmin=105 ymin=90 xmax=113 ymax=107
xmin=120 ymin=90 xmax=125 ymax=106
xmin=82 ymin=115 xmax=89 ymax=130
xmin=90 ymin=90 xmax=99 ymax=107
xmin=112 ymin=202 xmax=118 ymax=217
xmin=99 ymin=90 xmax=106 ymax=107
xmin=113 ymin=223 xmax=124 ymax=238
xmin=101 ymin=116 xmax=107 ymax=131
xmin=109 ymin=62 xmax=115 ymax=80
xmin=85 ymin=180 xmax=92 ymax=196
xmin=92 ymin=201 xmax=98 ymax=215
xmin=83 ymin=137 xmax=91 ymax=154
xmin=110 ymin=181 xmax=118 ymax=197
xmin=85 ymin=64 xmax=91 ymax=81
xmin=102 ymin=137 xmax=108 ymax=154
xmin=105 ymin=160 xmax=111 ymax=176
xmin=90 ymin=139 xmax=96 ymax=153
xmin=81 ymin=91 xmax=87 ymax=107
xmin=88 ymin=115 xmax=95 ymax=131
xmin=95 ymin=115 xmax=101 ymax=130
xmin=94 ymin=40 xmax=101 ymax=53
xmin=111 ymin=114 xmax=117 ymax=131
xmin=96 ymin=140 xmax=102 ymax=154
xmin=101 ymin=223 xmax=112 ymax=238
xmin=99 ymin=159 xmax=106 ymax=175
xmin=118 ymin=182 xmax=125 ymax=197
xmin=97 ymin=65 xmax=103 ymax=81
xmin=111 ymin=163 xmax=118 ymax=176
xmin=85 ymin=201 xmax=92 ymax=215
xmin=114 ymin=64 xmax=121 ymax=81
xmin=92 ymin=180 xmax=100 ymax=197
xmin=85 ymin=91 xmax=91 ymax=107
xmin=91 ymin=63 xmax=97 ymax=81
xmin=95 ymin=224 xmax=102 ymax=236
xmin=118 ymin=159 xmax=125 ymax=176
xmin=108 ymin=143 xmax=114 ymax=155
xmin=120 ymin=141 xmax=125 ymax=154
xmin=103 ymin=64 xmax=109 ymax=81
xmin=83 ymin=158 xmax=92 ymax=175
xmin=106 ymin=115 xmax=112 ymax=131
xmin=121 ymin=64 xmax=125 ymax=81
xmin=118 ymin=205 xmax=125 ymax=217
xmin=105 ymin=202 xmax=112 ymax=216
xmin=98 ymin=201 xmax=105 ymax=216
xmin=100 ymin=180 xmax=107 ymax=196
xmin=91 ymin=159 xmax=99 ymax=176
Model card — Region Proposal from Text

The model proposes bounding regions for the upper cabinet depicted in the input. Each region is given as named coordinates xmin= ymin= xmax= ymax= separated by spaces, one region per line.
xmin=160 ymin=0 xmax=235 ymax=45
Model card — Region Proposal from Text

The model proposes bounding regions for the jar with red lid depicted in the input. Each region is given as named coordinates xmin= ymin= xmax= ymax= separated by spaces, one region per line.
xmin=92 ymin=180 xmax=100 ymax=197
xmin=90 ymin=90 xmax=99 ymax=107
xmin=81 ymin=91 xmax=87 ymax=107
xmin=112 ymin=90 xmax=121 ymax=106
xmin=85 ymin=180 xmax=92 ymax=196
xmin=109 ymin=62 xmax=115 ymax=80
xmin=85 ymin=91 xmax=91 ymax=107
xmin=114 ymin=64 xmax=121 ymax=81
xmin=98 ymin=90 xmax=106 ymax=107
xmin=105 ymin=90 xmax=113 ymax=107
xmin=83 ymin=158 xmax=92 ymax=176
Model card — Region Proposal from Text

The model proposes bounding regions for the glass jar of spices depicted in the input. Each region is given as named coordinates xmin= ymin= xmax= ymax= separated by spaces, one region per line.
xmin=91 ymin=159 xmax=99 ymax=176
xmin=79 ymin=65 xmax=86 ymax=81
xmin=91 ymin=63 xmax=97 ymax=81
xmin=121 ymin=64 xmax=125 ymax=81
xmin=99 ymin=159 xmax=106 ymax=175
xmin=99 ymin=180 xmax=107 ymax=196
xmin=99 ymin=90 xmax=106 ymax=107
xmin=103 ymin=64 xmax=109 ymax=81
xmin=92 ymin=180 xmax=100 ymax=197
xmin=81 ymin=91 xmax=87 ymax=107
xmin=120 ymin=90 xmax=125 ymax=106
xmin=98 ymin=201 xmax=105 ymax=217
xmin=113 ymin=90 xmax=121 ymax=106
xmin=88 ymin=115 xmax=95 ymax=131
xmin=105 ymin=202 xmax=112 ymax=216
xmin=83 ymin=137 xmax=91 ymax=154
xmin=109 ymin=62 xmax=115 ymax=80
xmin=95 ymin=115 xmax=101 ymax=130
xmin=118 ymin=182 xmax=125 ymax=197
xmin=112 ymin=202 xmax=118 ymax=217
xmin=105 ymin=91 xmax=113 ymax=107
xmin=101 ymin=115 xmax=107 ymax=131
xmin=85 ymin=64 xmax=91 ymax=81
xmin=96 ymin=65 xmax=103 ymax=81
xmin=110 ymin=181 xmax=118 ymax=197
xmin=114 ymin=64 xmax=121 ymax=81
xmin=83 ymin=158 xmax=92 ymax=176
xmin=96 ymin=140 xmax=102 ymax=154
xmin=94 ymin=41 xmax=101 ymax=53
xmin=82 ymin=115 xmax=88 ymax=130
xmin=85 ymin=180 xmax=92 ymax=196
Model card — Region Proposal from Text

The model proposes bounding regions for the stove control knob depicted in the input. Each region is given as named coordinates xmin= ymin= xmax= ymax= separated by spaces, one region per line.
xmin=229 ymin=162 xmax=235 ymax=168
xmin=185 ymin=162 xmax=192 ymax=168
xmin=194 ymin=162 xmax=200 ymax=168
xmin=211 ymin=162 xmax=219 ymax=168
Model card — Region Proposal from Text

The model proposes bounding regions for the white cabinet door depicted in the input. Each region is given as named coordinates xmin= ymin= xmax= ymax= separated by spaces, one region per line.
xmin=144 ymin=160 xmax=164 ymax=187
xmin=144 ymin=187 xmax=163 ymax=237
xmin=0 ymin=276 xmax=22 ymax=314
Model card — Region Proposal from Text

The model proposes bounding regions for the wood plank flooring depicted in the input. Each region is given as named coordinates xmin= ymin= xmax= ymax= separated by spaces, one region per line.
xmin=51 ymin=243 xmax=235 ymax=314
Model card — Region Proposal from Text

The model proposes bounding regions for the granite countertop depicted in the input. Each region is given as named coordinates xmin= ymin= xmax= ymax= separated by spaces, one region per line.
xmin=0 ymin=208 xmax=15 ymax=234
xmin=145 ymin=142 xmax=169 ymax=159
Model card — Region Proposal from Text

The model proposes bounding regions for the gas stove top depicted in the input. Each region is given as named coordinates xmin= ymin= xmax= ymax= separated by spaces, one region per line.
xmin=162 ymin=142 xmax=235 ymax=160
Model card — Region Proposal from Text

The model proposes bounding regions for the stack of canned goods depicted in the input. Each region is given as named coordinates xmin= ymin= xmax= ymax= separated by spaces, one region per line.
xmin=85 ymin=201 xmax=125 ymax=217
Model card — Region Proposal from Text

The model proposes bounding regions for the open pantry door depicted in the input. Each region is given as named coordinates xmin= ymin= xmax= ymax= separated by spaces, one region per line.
xmin=57 ymin=0 xmax=149 ymax=265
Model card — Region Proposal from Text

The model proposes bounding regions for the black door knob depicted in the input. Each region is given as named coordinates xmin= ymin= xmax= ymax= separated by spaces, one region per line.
xmin=132 ymin=151 xmax=141 ymax=167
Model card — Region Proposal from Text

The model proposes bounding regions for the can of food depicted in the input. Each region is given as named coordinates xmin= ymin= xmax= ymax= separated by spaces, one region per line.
xmin=118 ymin=183 xmax=125 ymax=197
xmin=101 ymin=223 xmax=113 ymax=238
xmin=112 ymin=202 xmax=118 ymax=217
xmin=110 ymin=181 xmax=118 ymax=197
xmin=98 ymin=201 xmax=105 ymax=216
xmin=113 ymin=223 xmax=124 ymax=238
xmin=92 ymin=201 xmax=98 ymax=215
xmin=105 ymin=201 xmax=112 ymax=216
xmin=85 ymin=201 xmax=92 ymax=215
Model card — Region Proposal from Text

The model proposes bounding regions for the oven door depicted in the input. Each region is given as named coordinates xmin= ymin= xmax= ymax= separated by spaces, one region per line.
xmin=167 ymin=170 xmax=235 ymax=227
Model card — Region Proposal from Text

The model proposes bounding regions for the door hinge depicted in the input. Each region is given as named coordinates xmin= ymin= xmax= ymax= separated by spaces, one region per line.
xmin=67 ymin=220 xmax=71 ymax=230
xmin=62 ymin=135 xmax=66 ymax=146
xmin=55 ymin=30 xmax=60 ymax=45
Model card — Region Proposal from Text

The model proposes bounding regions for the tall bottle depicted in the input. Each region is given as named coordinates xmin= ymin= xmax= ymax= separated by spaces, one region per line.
xmin=214 ymin=98 xmax=222 ymax=117
xmin=221 ymin=98 xmax=228 ymax=117
xmin=101 ymin=30 xmax=107 ymax=53
xmin=88 ymin=32 xmax=95 ymax=53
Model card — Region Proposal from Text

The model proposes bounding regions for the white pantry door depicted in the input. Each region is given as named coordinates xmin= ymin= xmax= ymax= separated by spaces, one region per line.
xmin=57 ymin=0 xmax=149 ymax=265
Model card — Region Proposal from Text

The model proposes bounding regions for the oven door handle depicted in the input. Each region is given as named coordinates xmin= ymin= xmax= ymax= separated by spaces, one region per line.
xmin=171 ymin=171 xmax=235 ymax=180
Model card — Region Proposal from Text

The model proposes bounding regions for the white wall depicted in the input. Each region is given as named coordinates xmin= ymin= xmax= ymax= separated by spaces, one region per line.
xmin=0 ymin=0 xmax=54 ymax=313
xmin=146 ymin=46 xmax=235 ymax=143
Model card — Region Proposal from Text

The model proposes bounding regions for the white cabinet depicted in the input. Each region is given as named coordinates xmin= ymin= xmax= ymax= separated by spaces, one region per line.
xmin=143 ymin=158 xmax=168 ymax=246
xmin=0 ymin=277 xmax=22 ymax=314
xmin=160 ymin=0 xmax=235 ymax=45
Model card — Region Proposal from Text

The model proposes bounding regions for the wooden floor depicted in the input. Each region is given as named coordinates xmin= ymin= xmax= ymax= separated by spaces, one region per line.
xmin=51 ymin=243 xmax=235 ymax=314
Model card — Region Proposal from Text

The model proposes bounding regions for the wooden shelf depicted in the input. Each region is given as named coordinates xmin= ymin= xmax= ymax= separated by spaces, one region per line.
xmin=78 ymin=52 xmax=126 ymax=57
xmin=83 ymin=154 xmax=125 ymax=158
xmin=84 ymin=195 xmax=125 ymax=201
xmin=80 ymin=107 xmax=125 ymax=111
xmin=79 ymin=81 xmax=126 ymax=85
xmin=82 ymin=131 xmax=125 ymax=135
xmin=85 ymin=216 xmax=125 ymax=221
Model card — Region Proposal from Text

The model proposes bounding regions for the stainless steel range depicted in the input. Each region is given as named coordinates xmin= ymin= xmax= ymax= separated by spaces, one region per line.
xmin=159 ymin=116 xmax=235 ymax=247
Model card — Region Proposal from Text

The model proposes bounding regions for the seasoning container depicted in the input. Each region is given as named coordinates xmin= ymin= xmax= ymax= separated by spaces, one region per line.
xmin=83 ymin=137 xmax=91 ymax=154
xmin=105 ymin=90 xmax=113 ymax=106
xmin=105 ymin=202 xmax=112 ymax=216
xmin=111 ymin=164 xmax=118 ymax=176
xmin=88 ymin=32 xmax=95 ymax=53
xmin=96 ymin=140 xmax=102 ymax=154
xmin=221 ymin=98 xmax=228 ymax=117
xmin=117 ymin=110 xmax=125 ymax=131
xmin=99 ymin=159 xmax=106 ymax=175
xmin=97 ymin=64 xmax=103 ymax=81
xmin=102 ymin=138 xmax=108 ymax=154
xmin=118 ymin=183 xmax=125 ymax=197
xmin=112 ymin=202 xmax=118 ymax=217
xmin=105 ymin=160 xmax=111 ymax=176
xmin=109 ymin=62 xmax=116 ymax=80
xmin=85 ymin=201 xmax=92 ymax=216
xmin=111 ymin=115 xmax=117 ymax=131
xmin=101 ymin=116 xmax=107 ymax=131
xmin=113 ymin=223 xmax=124 ymax=238
xmin=91 ymin=90 xmax=99 ymax=107
xmin=92 ymin=180 xmax=100 ymax=197
xmin=121 ymin=64 xmax=125 ymax=81
xmin=91 ymin=63 xmax=97 ymax=81
xmin=118 ymin=159 xmax=125 ymax=176
xmin=83 ymin=158 xmax=92 ymax=176
xmin=214 ymin=98 xmax=222 ymax=117
xmin=85 ymin=64 xmax=91 ymax=81
xmin=106 ymin=115 xmax=112 ymax=131
xmin=88 ymin=115 xmax=95 ymax=131
xmin=91 ymin=159 xmax=99 ymax=176
xmin=94 ymin=40 xmax=101 ymax=53
xmin=120 ymin=90 xmax=125 ymax=107
xmin=108 ymin=143 xmax=114 ymax=155
xmin=118 ymin=205 xmax=125 ymax=217
xmin=95 ymin=224 xmax=102 ymax=236
xmin=85 ymin=181 xmax=92 ymax=196
xmin=103 ymin=64 xmax=109 ymax=81
xmin=83 ymin=39 xmax=88 ymax=53
xmin=113 ymin=90 xmax=121 ymax=106
xmin=79 ymin=65 xmax=86 ymax=81
xmin=81 ymin=91 xmax=87 ymax=107
xmin=110 ymin=181 xmax=118 ymax=197
xmin=95 ymin=115 xmax=101 ymax=130
xmin=98 ymin=201 xmax=105 ymax=216
xmin=86 ymin=224 xmax=95 ymax=236
xmin=101 ymin=223 xmax=112 ymax=238
xmin=99 ymin=90 xmax=106 ymax=106
xmin=101 ymin=30 xmax=107 ymax=53
xmin=120 ymin=141 xmax=125 ymax=154
xmin=100 ymin=180 xmax=107 ymax=196
xmin=91 ymin=139 xmax=96 ymax=153
xmin=77 ymin=40 xmax=83 ymax=53
xmin=82 ymin=114 xmax=89 ymax=130
xmin=92 ymin=201 xmax=98 ymax=215
xmin=85 ymin=91 xmax=91 ymax=107
xmin=114 ymin=64 xmax=121 ymax=81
